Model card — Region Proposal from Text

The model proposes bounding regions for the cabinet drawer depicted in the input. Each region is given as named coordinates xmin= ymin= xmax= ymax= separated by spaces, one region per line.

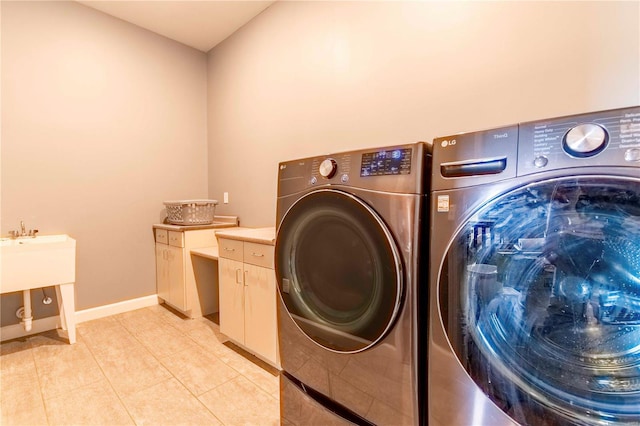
xmin=155 ymin=229 xmax=169 ymax=245
xmin=218 ymin=238 xmax=243 ymax=261
xmin=243 ymin=242 xmax=274 ymax=269
xmin=168 ymin=231 xmax=184 ymax=248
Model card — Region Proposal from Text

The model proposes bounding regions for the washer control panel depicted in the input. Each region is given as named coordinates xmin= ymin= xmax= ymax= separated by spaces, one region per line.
xmin=563 ymin=123 xmax=608 ymax=158
xmin=518 ymin=106 xmax=640 ymax=175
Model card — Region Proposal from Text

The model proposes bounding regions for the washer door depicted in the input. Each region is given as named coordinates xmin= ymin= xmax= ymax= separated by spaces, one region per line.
xmin=276 ymin=189 xmax=403 ymax=353
xmin=439 ymin=176 xmax=640 ymax=425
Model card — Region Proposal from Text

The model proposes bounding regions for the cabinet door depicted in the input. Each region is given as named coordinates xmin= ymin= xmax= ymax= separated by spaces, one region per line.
xmin=167 ymin=245 xmax=186 ymax=311
xmin=219 ymin=257 xmax=245 ymax=344
xmin=244 ymin=263 xmax=277 ymax=364
xmin=156 ymin=245 xmax=170 ymax=303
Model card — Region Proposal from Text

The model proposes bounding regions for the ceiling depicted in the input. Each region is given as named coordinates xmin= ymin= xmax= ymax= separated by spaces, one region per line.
xmin=78 ymin=1 xmax=276 ymax=52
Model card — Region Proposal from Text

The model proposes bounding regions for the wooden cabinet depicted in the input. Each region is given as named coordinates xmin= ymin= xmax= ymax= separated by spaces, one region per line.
xmin=218 ymin=236 xmax=278 ymax=367
xmin=155 ymin=243 xmax=171 ymax=306
xmin=218 ymin=257 xmax=245 ymax=343
xmin=154 ymin=227 xmax=218 ymax=318
xmin=243 ymin=262 xmax=277 ymax=362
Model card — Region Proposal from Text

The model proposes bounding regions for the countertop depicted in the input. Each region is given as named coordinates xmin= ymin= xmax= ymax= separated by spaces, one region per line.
xmin=153 ymin=215 xmax=239 ymax=231
xmin=190 ymin=246 xmax=219 ymax=260
xmin=190 ymin=227 xmax=276 ymax=260
xmin=215 ymin=227 xmax=276 ymax=245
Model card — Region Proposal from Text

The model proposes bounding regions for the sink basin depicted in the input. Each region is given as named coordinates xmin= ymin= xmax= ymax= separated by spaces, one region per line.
xmin=1 ymin=234 xmax=76 ymax=294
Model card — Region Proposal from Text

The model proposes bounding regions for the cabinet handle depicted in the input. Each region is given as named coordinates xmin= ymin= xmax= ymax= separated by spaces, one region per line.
xmin=224 ymin=247 xmax=236 ymax=252
xmin=251 ymin=252 xmax=264 ymax=257
xmin=244 ymin=270 xmax=248 ymax=286
xmin=235 ymin=268 xmax=242 ymax=284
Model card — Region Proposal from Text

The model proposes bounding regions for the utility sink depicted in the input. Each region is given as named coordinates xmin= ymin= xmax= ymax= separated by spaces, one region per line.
xmin=0 ymin=234 xmax=77 ymax=344
xmin=1 ymin=234 xmax=76 ymax=294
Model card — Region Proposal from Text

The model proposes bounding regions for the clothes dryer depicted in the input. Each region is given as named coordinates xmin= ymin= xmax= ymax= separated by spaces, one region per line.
xmin=429 ymin=106 xmax=640 ymax=425
xmin=276 ymin=143 xmax=431 ymax=425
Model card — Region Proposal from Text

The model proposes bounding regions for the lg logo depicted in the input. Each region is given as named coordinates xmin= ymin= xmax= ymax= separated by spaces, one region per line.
xmin=441 ymin=139 xmax=457 ymax=147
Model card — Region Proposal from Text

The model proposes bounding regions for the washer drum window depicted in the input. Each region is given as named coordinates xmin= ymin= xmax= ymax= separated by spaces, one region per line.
xmin=440 ymin=176 xmax=640 ymax=425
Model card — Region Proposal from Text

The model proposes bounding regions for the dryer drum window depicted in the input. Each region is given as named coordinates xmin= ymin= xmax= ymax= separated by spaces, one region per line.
xmin=440 ymin=176 xmax=640 ymax=425
xmin=276 ymin=189 xmax=403 ymax=353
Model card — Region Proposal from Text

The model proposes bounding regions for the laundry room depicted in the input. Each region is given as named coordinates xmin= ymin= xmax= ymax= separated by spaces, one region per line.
xmin=1 ymin=1 xmax=639 ymax=425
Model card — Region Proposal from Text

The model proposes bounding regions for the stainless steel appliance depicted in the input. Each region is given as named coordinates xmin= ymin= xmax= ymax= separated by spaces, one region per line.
xmin=429 ymin=106 xmax=640 ymax=425
xmin=276 ymin=143 xmax=431 ymax=425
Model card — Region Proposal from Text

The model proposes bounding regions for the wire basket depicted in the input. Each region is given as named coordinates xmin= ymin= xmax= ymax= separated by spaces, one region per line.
xmin=163 ymin=200 xmax=218 ymax=225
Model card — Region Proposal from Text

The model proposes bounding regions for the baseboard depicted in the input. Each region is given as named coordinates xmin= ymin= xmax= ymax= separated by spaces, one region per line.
xmin=75 ymin=294 xmax=160 ymax=323
xmin=0 ymin=294 xmax=159 ymax=342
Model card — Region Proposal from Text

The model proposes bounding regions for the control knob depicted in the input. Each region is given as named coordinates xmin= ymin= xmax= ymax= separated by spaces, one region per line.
xmin=319 ymin=158 xmax=337 ymax=178
xmin=563 ymin=123 xmax=608 ymax=158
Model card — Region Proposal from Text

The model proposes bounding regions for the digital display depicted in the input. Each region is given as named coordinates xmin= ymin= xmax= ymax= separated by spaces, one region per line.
xmin=360 ymin=148 xmax=412 ymax=177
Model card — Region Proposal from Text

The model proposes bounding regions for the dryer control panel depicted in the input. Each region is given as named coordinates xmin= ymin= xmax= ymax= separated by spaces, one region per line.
xmin=277 ymin=142 xmax=430 ymax=197
xmin=518 ymin=105 xmax=640 ymax=176
xmin=360 ymin=148 xmax=413 ymax=176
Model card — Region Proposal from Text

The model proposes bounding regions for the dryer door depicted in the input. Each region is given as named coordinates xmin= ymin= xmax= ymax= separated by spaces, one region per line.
xmin=276 ymin=189 xmax=403 ymax=353
xmin=439 ymin=176 xmax=640 ymax=425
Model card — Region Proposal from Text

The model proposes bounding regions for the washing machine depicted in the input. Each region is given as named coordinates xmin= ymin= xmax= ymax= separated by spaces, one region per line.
xmin=275 ymin=142 xmax=431 ymax=425
xmin=428 ymin=106 xmax=640 ymax=425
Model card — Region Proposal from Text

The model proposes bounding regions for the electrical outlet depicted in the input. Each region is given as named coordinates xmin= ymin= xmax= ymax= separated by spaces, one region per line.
xmin=223 ymin=192 xmax=229 ymax=204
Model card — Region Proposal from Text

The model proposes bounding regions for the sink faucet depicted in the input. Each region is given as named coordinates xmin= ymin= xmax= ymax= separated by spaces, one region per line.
xmin=8 ymin=220 xmax=38 ymax=239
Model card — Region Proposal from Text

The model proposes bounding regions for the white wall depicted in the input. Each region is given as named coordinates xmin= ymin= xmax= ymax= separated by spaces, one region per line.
xmin=1 ymin=1 xmax=208 ymax=322
xmin=207 ymin=1 xmax=640 ymax=227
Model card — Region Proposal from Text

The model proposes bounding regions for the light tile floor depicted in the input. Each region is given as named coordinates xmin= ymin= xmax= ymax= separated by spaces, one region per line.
xmin=0 ymin=305 xmax=280 ymax=426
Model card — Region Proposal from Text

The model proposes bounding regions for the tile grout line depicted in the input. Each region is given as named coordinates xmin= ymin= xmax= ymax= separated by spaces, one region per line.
xmin=145 ymin=306 xmax=281 ymax=421
xmin=84 ymin=314 xmax=191 ymax=425
xmin=177 ymin=323 xmax=280 ymax=399
xmin=115 ymin=308 xmax=230 ymax=424
xmin=77 ymin=326 xmax=139 ymax=426
xmin=148 ymin=307 xmax=240 ymax=423
xmin=28 ymin=341 xmax=51 ymax=426
xmin=111 ymin=311 xmax=178 ymax=403
xmin=7 ymin=306 xmax=278 ymax=426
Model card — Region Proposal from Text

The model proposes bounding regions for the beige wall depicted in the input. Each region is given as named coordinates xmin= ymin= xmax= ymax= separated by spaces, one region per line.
xmin=207 ymin=1 xmax=640 ymax=227
xmin=1 ymin=1 xmax=208 ymax=323
xmin=1 ymin=0 xmax=638 ymax=326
